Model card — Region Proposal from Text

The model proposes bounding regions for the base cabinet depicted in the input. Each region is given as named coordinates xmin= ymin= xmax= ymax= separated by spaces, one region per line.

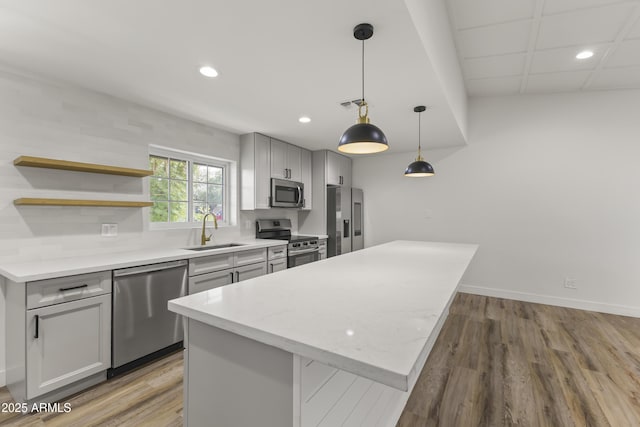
xmin=318 ymin=239 xmax=327 ymax=260
xmin=188 ymin=248 xmax=276 ymax=294
xmin=269 ymin=258 xmax=287 ymax=273
xmin=188 ymin=269 xmax=234 ymax=294
xmin=5 ymin=271 xmax=112 ymax=404
xmin=235 ymin=262 xmax=268 ymax=282
xmin=26 ymin=294 xmax=111 ymax=399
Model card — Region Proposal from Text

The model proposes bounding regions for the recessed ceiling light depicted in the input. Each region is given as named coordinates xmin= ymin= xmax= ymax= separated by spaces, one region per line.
xmin=199 ymin=66 xmax=218 ymax=77
xmin=576 ymin=50 xmax=594 ymax=60
xmin=298 ymin=116 xmax=311 ymax=124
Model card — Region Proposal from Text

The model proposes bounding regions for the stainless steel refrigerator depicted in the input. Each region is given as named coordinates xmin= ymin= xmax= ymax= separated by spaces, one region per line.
xmin=327 ymin=187 xmax=364 ymax=257
xmin=351 ymin=188 xmax=364 ymax=251
xmin=327 ymin=186 xmax=351 ymax=257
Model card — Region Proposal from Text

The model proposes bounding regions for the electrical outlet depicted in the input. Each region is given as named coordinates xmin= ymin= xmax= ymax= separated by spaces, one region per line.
xmin=564 ymin=277 xmax=577 ymax=289
xmin=101 ymin=223 xmax=118 ymax=237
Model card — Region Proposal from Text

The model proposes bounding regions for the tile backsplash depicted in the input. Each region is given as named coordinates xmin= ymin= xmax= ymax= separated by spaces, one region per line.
xmin=0 ymin=66 xmax=296 ymax=265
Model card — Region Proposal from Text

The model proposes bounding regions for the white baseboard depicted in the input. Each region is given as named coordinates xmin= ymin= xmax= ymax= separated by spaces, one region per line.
xmin=459 ymin=284 xmax=640 ymax=318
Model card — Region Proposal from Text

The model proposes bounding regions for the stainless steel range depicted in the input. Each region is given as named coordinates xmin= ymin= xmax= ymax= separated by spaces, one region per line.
xmin=256 ymin=219 xmax=320 ymax=268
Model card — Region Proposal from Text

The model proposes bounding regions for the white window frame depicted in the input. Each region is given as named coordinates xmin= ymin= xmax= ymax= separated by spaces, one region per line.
xmin=148 ymin=145 xmax=233 ymax=230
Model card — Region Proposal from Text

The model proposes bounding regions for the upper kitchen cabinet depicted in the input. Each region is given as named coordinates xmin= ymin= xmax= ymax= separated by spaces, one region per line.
xmin=271 ymin=138 xmax=302 ymax=182
xmin=300 ymin=149 xmax=312 ymax=210
xmin=298 ymin=150 xmax=352 ymax=236
xmin=240 ymin=133 xmax=312 ymax=210
xmin=326 ymin=151 xmax=352 ymax=187
xmin=240 ymin=133 xmax=271 ymax=210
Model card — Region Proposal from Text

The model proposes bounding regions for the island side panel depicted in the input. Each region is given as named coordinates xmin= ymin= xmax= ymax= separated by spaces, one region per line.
xmin=185 ymin=319 xmax=294 ymax=427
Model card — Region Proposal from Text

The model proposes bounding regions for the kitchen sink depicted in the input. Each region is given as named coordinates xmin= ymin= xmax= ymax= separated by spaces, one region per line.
xmin=186 ymin=243 xmax=246 ymax=251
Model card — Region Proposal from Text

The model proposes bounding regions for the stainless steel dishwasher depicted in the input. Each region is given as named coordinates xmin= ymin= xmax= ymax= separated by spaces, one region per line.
xmin=109 ymin=260 xmax=187 ymax=377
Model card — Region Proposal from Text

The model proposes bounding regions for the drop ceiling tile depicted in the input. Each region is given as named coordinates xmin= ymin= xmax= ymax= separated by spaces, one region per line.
xmin=525 ymin=71 xmax=591 ymax=93
xmin=543 ymin=0 xmax=632 ymax=16
xmin=450 ymin=0 xmax=535 ymax=29
xmin=458 ymin=21 xmax=531 ymax=58
xmin=536 ymin=3 xmax=635 ymax=49
xmin=627 ymin=16 xmax=640 ymax=39
xmin=530 ymin=45 xmax=609 ymax=73
xmin=589 ymin=66 xmax=640 ymax=88
xmin=464 ymin=54 xmax=526 ymax=79
xmin=606 ymin=39 xmax=640 ymax=67
xmin=466 ymin=77 xmax=522 ymax=96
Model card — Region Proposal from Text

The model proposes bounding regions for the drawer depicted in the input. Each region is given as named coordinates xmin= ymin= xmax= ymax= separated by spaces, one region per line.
xmin=268 ymin=245 xmax=287 ymax=260
xmin=189 ymin=252 xmax=234 ymax=276
xmin=189 ymin=268 xmax=233 ymax=294
xmin=27 ymin=271 xmax=112 ymax=310
xmin=234 ymin=248 xmax=267 ymax=267
xmin=268 ymin=258 xmax=287 ymax=274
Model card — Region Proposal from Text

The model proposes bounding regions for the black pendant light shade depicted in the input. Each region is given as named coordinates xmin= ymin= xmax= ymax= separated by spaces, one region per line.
xmin=338 ymin=23 xmax=389 ymax=154
xmin=404 ymin=106 xmax=435 ymax=177
xmin=339 ymin=121 xmax=389 ymax=154
xmin=404 ymin=159 xmax=435 ymax=176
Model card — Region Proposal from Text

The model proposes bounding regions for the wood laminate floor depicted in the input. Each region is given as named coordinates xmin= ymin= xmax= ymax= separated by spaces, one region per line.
xmin=1 ymin=294 xmax=639 ymax=426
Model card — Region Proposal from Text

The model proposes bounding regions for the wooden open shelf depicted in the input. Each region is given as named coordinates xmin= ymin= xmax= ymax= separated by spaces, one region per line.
xmin=14 ymin=198 xmax=154 ymax=208
xmin=14 ymin=156 xmax=153 ymax=177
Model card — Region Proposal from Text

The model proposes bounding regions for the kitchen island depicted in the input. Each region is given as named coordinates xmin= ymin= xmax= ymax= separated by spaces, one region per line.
xmin=168 ymin=240 xmax=478 ymax=427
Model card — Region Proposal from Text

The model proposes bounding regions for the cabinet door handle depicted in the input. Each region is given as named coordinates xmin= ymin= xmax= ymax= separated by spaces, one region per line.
xmin=270 ymin=263 xmax=274 ymax=273
xmin=34 ymin=315 xmax=39 ymax=339
xmin=235 ymin=271 xmax=240 ymax=282
xmin=59 ymin=284 xmax=89 ymax=292
xmin=230 ymin=272 xmax=234 ymax=283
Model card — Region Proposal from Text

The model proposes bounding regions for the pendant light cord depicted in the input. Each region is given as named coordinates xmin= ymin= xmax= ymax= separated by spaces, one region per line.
xmin=418 ymin=111 xmax=422 ymax=156
xmin=361 ymin=39 xmax=365 ymax=104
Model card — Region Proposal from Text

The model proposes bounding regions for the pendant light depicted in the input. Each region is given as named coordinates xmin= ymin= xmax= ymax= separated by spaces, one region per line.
xmin=404 ymin=106 xmax=435 ymax=177
xmin=338 ymin=23 xmax=389 ymax=154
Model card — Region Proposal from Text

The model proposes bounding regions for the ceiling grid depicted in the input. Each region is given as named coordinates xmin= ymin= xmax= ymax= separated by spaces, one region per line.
xmin=447 ymin=0 xmax=640 ymax=95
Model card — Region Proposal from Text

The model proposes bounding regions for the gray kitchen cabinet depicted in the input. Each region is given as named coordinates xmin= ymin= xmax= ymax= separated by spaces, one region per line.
xmin=240 ymin=132 xmax=312 ymax=210
xmin=5 ymin=270 xmax=112 ymax=404
xmin=267 ymin=245 xmax=288 ymax=273
xmin=300 ymin=148 xmax=312 ymax=210
xmin=271 ymin=138 xmax=302 ymax=181
xmin=268 ymin=258 xmax=287 ymax=273
xmin=26 ymin=294 xmax=111 ymax=399
xmin=240 ymin=133 xmax=272 ymax=210
xmin=235 ymin=262 xmax=268 ymax=281
xmin=188 ymin=268 xmax=234 ymax=294
xmin=326 ymin=150 xmax=352 ymax=187
xmin=188 ymin=247 xmax=284 ymax=294
xmin=299 ymin=150 xmax=353 ymax=243
xmin=318 ymin=239 xmax=327 ymax=260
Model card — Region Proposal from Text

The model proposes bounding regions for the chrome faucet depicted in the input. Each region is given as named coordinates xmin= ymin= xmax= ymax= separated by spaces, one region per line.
xmin=200 ymin=213 xmax=218 ymax=246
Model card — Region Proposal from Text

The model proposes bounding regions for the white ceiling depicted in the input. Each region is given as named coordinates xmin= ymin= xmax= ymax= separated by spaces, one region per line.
xmin=2 ymin=1 xmax=638 ymax=153
xmin=447 ymin=0 xmax=640 ymax=96
xmin=0 ymin=0 xmax=466 ymax=153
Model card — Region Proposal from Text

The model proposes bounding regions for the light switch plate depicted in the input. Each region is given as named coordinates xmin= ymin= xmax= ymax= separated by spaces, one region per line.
xmin=101 ymin=223 xmax=118 ymax=237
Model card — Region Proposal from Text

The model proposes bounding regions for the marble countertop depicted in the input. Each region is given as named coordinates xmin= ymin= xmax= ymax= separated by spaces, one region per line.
xmin=169 ymin=240 xmax=478 ymax=391
xmin=0 ymin=238 xmax=287 ymax=282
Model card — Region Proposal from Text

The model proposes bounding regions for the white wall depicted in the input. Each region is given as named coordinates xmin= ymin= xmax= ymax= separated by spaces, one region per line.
xmin=353 ymin=90 xmax=640 ymax=317
xmin=0 ymin=66 xmax=297 ymax=386
xmin=405 ymin=0 xmax=468 ymax=140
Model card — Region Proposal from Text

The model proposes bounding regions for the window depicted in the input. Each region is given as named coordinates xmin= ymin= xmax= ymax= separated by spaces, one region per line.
xmin=149 ymin=147 xmax=229 ymax=226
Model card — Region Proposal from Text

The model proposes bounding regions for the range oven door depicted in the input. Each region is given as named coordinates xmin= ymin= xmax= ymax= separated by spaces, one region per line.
xmin=288 ymin=249 xmax=319 ymax=268
xmin=271 ymin=178 xmax=304 ymax=208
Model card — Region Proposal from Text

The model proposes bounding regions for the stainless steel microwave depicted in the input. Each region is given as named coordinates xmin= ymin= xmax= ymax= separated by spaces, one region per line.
xmin=271 ymin=178 xmax=304 ymax=208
